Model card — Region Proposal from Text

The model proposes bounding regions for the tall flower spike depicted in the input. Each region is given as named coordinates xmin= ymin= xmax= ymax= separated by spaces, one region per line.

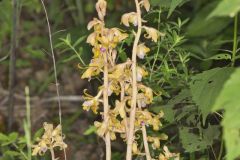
xmin=96 ymin=0 xmax=107 ymax=21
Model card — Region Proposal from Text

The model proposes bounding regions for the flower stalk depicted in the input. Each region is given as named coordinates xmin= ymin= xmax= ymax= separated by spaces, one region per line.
xmin=103 ymin=51 xmax=111 ymax=160
xmin=126 ymin=0 xmax=142 ymax=159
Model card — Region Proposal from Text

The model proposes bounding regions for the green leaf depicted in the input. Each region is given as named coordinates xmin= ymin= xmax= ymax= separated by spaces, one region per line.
xmin=208 ymin=0 xmax=240 ymax=18
xmin=212 ymin=68 xmax=240 ymax=160
xmin=167 ymin=0 xmax=185 ymax=18
xmin=186 ymin=1 xmax=231 ymax=37
xmin=84 ymin=125 xmax=97 ymax=135
xmin=4 ymin=150 xmax=21 ymax=157
xmin=190 ymin=67 xmax=234 ymax=123
xmin=179 ymin=125 xmax=220 ymax=152
xmin=0 ymin=133 xmax=9 ymax=142
xmin=204 ymin=53 xmax=232 ymax=61
xmin=8 ymin=132 xmax=18 ymax=142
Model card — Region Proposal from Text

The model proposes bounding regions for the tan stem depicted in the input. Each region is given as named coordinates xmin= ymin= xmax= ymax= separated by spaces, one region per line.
xmin=103 ymin=52 xmax=111 ymax=160
xmin=126 ymin=0 xmax=142 ymax=159
xmin=142 ymin=125 xmax=152 ymax=160
xmin=121 ymin=83 xmax=128 ymax=138
xmin=50 ymin=147 xmax=55 ymax=160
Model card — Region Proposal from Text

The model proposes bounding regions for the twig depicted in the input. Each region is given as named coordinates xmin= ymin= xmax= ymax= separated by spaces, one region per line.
xmin=126 ymin=0 xmax=142 ymax=159
xmin=0 ymin=88 xmax=83 ymax=104
xmin=40 ymin=0 xmax=67 ymax=159
xmin=8 ymin=0 xmax=18 ymax=132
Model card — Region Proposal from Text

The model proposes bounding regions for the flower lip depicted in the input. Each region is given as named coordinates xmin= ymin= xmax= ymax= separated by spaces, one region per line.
xmin=100 ymin=47 xmax=106 ymax=52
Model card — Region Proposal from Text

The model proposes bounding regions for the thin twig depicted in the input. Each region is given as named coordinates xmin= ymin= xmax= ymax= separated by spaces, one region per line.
xmin=40 ymin=0 xmax=67 ymax=159
xmin=8 ymin=0 xmax=18 ymax=132
xmin=0 ymin=88 xmax=83 ymax=104
xmin=126 ymin=0 xmax=142 ymax=159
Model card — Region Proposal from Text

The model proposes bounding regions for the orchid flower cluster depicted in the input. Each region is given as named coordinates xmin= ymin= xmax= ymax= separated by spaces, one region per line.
xmin=82 ymin=0 xmax=179 ymax=159
xmin=32 ymin=122 xmax=67 ymax=158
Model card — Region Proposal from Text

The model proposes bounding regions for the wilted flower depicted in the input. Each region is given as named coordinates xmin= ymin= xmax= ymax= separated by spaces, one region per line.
xmin=143 ymin=26 xmax=163 ymax=42
xmin=96 ymin=0 xmax=107 ymax=21
xmin=81 ymin=57 xmax=104 ymax=79
xmin=82 ymin=89 xmax=102 ymax=114
xmin=147 ymin=134 xmax=168 ymax=149
xmin=86 ymin=32 xmax=97 ymax=46
xmin=141 ymin=0 xmax=150 ymax=12
xmin=87 ymin=18 xmax=103 ymax=30
xmin=32 ymin=123 xmax=67 ymax=156
xmin=159 ymin=146 xmax=180 ymax=160
xmin=132 ymin=141 xmax=141 ymax=155
xmin=121 ymin=12 xmax=138 ymax=27
xmin=137 ymin=66 xmax=148 ymax=81
xmin=137 ymin=43 xmax=150 ymax=59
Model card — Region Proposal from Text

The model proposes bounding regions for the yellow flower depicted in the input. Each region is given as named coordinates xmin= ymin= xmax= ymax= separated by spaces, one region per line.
xmin=137 ymin=66 xmax=148 ymax=81
xmin=143 ymin=26 xmax=164 ymax=42
xmin=148 ymin=136 xmax=160 ymax=149
xmin=87 ymin=18 xmax=103 ymax=30
xmin=141 ymin=0 xmax=150 ymax=12
xmin=86 ymin=32 xmax=97 ymax=46
xmin=159 ymin=146 xmax=180 ymax=160
xmin=32 ymin=123 xmax=67 ymax=156
xmin=95 ymin=114 xmax=125 ymax=140
xmin=98 ymin=28 xmax=128 ymax=48
xmin=132 ymin=141 xmax=140 ymax=155
xmin=82 ymin=89 xmax=102 ymax=114
xmin=94 ymin=121 xmax=108 ymax=137
xmin=138 ymin=84 xmax=153 ymax=103
xmin=121 ymin=12 xmax=138 ymax=27
xmin=108 ymin=80 xmax=121 ymax=95
xmin=81 ymin=57 xmax=104 ymax=79
xmin=96 ymin=0 xmax=107 ymax=21
xmin=135 ymin=109 xmax=153 ymax=128
xmin=108 ymin=60 xmax=131 ymax=80
xmin=113 ymin=100 xmax=126 ymax=118
xmin=148 ymin=134 xmax=168 ymax=150
xmin=137 ymin=43 xmax=150 ymax=59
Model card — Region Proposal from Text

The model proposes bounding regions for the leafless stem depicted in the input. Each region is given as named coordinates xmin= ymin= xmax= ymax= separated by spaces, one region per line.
xmin=142 ymin=125 xmax=151 ymax=160
xmin=8 ymin=0 xmax=18 ymax=132
xmin=126 ymin=0 xmax=142 ymax=159
xmin=103 ymin=51 xmax=111 ymax=160
xmin=40 ymin=0 xmax=67 ymax=159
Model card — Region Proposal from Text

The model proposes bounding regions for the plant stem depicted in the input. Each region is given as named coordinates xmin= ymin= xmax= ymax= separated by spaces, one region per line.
xmin=40 ymin=1 xmax=67 ymax=159
xmin=8 ymin=0 xmax=18 ymax=132
xmin=150 ymin=10 xmax=161 ymax=81
xmin=103 ymin=51 xmax=111 ymax=160
xmin=141 ymin=125 xmax=151 ymax=160
xmin=25 ymin=87 xmax=31 ymax=160
xmin=217 ymin=140 xmax=224 ymax=160
xmin=50 ymin=147 xmax=55 ymax=160
xmin=232 ymin=13 xmax=238 ymax=67
xmin=126 ymin=0 xmax=142 ymax=159
xmin=121 ymin=83 xmax=128 ymax=139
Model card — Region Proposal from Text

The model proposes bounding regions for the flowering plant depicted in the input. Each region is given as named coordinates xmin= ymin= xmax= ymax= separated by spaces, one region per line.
xmin=81 ymin=0 xmax=179 ymax=160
